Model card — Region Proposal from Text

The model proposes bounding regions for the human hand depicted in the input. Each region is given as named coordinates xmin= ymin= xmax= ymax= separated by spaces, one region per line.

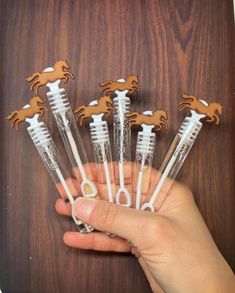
xmin=55 ymin=163 xmax=235 ymax=292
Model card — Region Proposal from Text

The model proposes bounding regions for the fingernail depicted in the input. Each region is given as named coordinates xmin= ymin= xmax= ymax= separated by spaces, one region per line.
xmin=74 ymin=198 xmax=96 ymax=221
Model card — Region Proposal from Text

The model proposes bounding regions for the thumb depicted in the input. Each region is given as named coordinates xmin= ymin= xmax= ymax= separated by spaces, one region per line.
xmin=73 ymin=198 xmax=158 ymax=244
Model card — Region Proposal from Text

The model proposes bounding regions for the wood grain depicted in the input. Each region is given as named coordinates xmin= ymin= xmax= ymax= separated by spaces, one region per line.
xmin=0 ymin=0 xmax=234 ymax=292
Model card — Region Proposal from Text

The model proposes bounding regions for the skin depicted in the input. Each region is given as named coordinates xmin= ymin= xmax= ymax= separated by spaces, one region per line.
xmin=55 ymin=163 xmax=235 ymax=292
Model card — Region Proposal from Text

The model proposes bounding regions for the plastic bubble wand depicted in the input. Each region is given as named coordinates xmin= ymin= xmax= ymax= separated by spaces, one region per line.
xmin=141 ymin=94 xmax=222 ymax=212
xmin=26 ymin=60 xmax=97 ymax=199
xmin=100 ymin=75 xmax=140 ymax=207
xmin=74 ymin=96 xmax=116 ymax=203
xmin=125 ymin=109 xmax=168 ymax=209
xmin=6 ymin=96 xmax=93 ymax=233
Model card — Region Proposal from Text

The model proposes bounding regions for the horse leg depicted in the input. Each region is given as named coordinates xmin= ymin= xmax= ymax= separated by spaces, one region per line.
xmin=179 ymin=101 xmax=192 ymax=106
xmin=206 ymin=116 xmax=214 ymax=123
xmin=74 ymin=107 xmax=85 ymax=114
xmin=65 ymin=72 xmax=75 ymax=79
xmin=179 ymin=104 xmax=192 ymax=111
xmin=125 ymin=119 xmax=136 ymax=128
xmin=31 ymin=80 xmax=40 ymax=91
xmin=101 ymin=87 xmax=110 ymax=95
xmin=40 ymin=106 xmax=48 ymax=112
xmin=79 ymin=114 xmax=86 ymax=126
xmin=125 ymin=121 xmax=132 ymax=128
xmin=61 ymin=76 xmax=69 ymax=84
xmin=107 ymin=106 xmax=115 ymax=113
xmin=32 ymin=81 xmax=42 ymax=94
xmin=13 ymin=118 xmax=20 ymax=130
xmin=38 ymin=110 xmax=44 ymax=117
xmin=212 ymin=114 xmax=219 ymax=124
xmin=77 ymin=112 xmax=86 ymax=121
xmin=11 ymin=117 xmax=17 ymax=128
xmin=160 ymin=121 xmax=168 ymax=130
xmin=104 ymin=110 xmax=110 ymax=118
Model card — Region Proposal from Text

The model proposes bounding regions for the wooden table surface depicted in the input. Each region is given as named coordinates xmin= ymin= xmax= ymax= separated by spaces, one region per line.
xmin=0 ymin=0 xmax=234 ymax=292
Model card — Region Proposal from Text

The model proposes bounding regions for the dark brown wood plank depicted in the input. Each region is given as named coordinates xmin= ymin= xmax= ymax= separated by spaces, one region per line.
xmin=0 ymin=0 xmax=234 ymax=292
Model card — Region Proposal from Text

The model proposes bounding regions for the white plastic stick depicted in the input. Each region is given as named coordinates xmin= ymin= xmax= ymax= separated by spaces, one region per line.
xmin=135 ymin=155 xmax=145 ymax=209
xmin=102 ymin=146 xmax=113 ymax=203
xmin=89 ymin=109 xmax=114 ymax=204
xmin=141 ymin=153 xmax=176 ymax=212
xmin=61 ymin=115 xmax=96 ymax=197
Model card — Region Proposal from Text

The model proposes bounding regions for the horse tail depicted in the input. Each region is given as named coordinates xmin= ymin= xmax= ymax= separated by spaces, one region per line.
xmin=73 ymin=106 xmax=85 ymax=115
xmin=26 ymin=72 xmax=39 ymax=82
xmin=6 ymin=110 xmax=18 ymax=120
xmin=99 ymin=80 xmax=111 ymax=87
xmin=182 ymin=94 xmax=195 ymax=102
xmin=125 ymin=112 xmax=138 ymax=119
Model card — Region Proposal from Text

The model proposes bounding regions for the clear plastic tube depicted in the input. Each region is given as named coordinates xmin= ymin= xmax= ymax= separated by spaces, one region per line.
xmin=141 ymin=116 xmax=202 ymax=212
xmin=113 ymin=96 xmax=132 ymax=207
xmin=90 ymin=120 xmax=116 ymax=203
xmin=27 ymin=121 xmax=94 ymax=233
xmin=135 ymin=131 xmax=156 ymax=209
xmin=47 ymin=88 xmax=97 ymax=198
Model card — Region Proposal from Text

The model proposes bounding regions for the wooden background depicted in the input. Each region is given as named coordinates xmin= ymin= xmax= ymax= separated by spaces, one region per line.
xmin=0 ymin=0 xmax=234 ymax=292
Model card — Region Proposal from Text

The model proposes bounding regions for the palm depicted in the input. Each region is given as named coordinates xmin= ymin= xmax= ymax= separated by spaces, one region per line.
xmin=55 ymin=162 xmax=194 ymax=292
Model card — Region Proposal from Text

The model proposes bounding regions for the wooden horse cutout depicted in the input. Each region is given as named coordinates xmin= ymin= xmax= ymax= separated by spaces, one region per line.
xmin=6 ymin=96 xmax=48 ymax=130
xmin=125 ymin=110 xmax=168 ymax=131
xmin=26 ymin=59 xmax=75 ymax=93
xmin=74 ymin=95 xmax=115 ymax=125
xmin=99 ymin=75 xmax=140 ymax=96
xmin=179 ymin=94 xmax=222 ymax=124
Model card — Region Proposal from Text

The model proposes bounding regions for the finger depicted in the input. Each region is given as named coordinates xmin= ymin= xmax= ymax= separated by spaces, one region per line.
xmin=93 ymin=162 xmax=116 ymax=184
xmin=73 ymin=198 xmax=159 ymax=244
xmin=142 ymin=168 xmax=192 ymax=210
xmin=55 ymin=178 xmax=81 ymax=200
xmin=63 ymin=232 xmax=131 ymax=252
xmin=55 ymin=198 xmax=72 ymax=216
xmin=98 ymin=182 xmax=117 ymax=202
xmin=157 ymin=180 xmax=194 ymax=212
xmin=72 ymin=162 xmax=98 ymax=183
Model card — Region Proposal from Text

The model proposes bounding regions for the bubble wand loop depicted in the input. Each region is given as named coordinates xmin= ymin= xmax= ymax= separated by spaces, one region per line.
xmin=141 ymin=95 xmax=222 ymax=212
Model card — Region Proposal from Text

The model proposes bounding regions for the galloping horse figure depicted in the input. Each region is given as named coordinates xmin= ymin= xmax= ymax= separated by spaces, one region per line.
xmin=6 ymin=96 xmax=48 ymax=130
xmin=179 ymin=94 xmax=222 ymax=124
xmin=125 ymin=110 xmax=168 ymax=131
xmin=74 ymin=95 xmax=115 ymax=125
xmin=26 ymin=59 xmax=75 ymax=93
xmin=99 ymin=75 xmax=140 ymax=96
